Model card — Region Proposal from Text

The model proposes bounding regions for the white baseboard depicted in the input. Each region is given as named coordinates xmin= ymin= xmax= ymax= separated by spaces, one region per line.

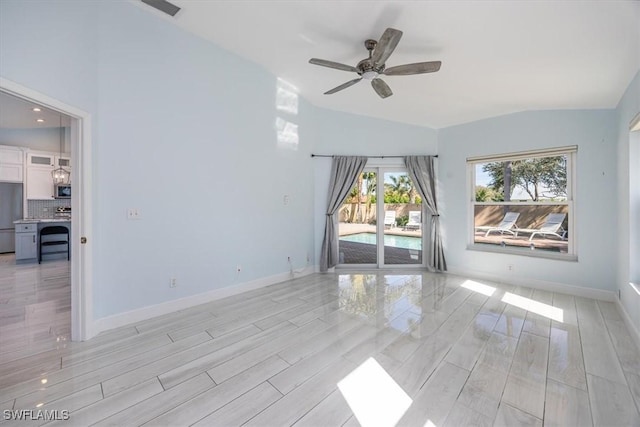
xmin=91 ymin=266 xmax=316 ymax=339
xmin=616 ymin=297 xmax=640 ymax=352
xmin=446 ymin=267 xmax=617 ymax=302
xmin=616 ymin=282 xmax=640 ymax=352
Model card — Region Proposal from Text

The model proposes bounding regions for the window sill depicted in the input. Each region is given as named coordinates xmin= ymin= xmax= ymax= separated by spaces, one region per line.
xmin=466 ymin=244 xmax=578 ymax=262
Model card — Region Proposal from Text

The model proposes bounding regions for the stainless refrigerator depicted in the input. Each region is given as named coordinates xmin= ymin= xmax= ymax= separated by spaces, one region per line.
xmin=0 ymin=183 xmax=23 ymax=253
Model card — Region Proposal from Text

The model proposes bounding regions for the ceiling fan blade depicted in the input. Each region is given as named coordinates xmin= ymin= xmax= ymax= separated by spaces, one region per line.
xmin=383 ymin=61 xmax=442 ymax=76
xmin=371 ymin=78 xmax=392 ymax=98
xmin=371 ymin=28 xmax=403 ymax=66
xmin=309 ymin=58 xmax=358 ymax=73
xmin=324 ymin=78 xmax=362 ymax=95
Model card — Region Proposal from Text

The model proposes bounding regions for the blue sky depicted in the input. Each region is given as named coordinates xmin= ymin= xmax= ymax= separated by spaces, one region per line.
xmin=475 ymin=165 xmax=492 ymax=187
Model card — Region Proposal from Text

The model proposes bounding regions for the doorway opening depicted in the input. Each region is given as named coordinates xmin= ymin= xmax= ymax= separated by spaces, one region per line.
xmin=0 ymin=77 xmax=92 ymax=342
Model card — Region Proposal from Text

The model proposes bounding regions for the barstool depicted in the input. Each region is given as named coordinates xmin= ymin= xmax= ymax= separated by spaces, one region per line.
xmin=39 ymin=226 xmax=70 ymax=264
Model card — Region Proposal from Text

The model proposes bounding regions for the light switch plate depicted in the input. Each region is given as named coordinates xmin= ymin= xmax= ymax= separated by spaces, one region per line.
xmin=127 ymin=208 xmax=141 ymax=220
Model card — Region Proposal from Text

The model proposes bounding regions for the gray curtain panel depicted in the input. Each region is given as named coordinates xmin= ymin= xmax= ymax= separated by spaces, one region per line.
xmin=320 ymin=156 xmax=367 ymax=272
xmin=405 ymin=156 xmax=447 ymax=272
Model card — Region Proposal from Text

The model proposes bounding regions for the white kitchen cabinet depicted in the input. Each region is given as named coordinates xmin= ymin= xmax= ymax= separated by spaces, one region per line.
xmin=28 ymin=152 xmax=54 ymax=167
xmin=15 ymin=223 xmax=37 ymax=261
xmin=26 ymin=152 xmax=55 ymax=199
xmin=27 ymin=167 xmax=54 ymax=199
xmin=0 ymin=163 xmax=23 ymax=182
xmin=55 ymin=155 xmax=71 ymax=170
xmin=0 ymin=146 xmax=24 ymax=183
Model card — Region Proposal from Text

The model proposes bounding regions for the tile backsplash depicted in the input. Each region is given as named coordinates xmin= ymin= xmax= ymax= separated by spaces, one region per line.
xmin=27 ymin=199 xmax=71 ymax=219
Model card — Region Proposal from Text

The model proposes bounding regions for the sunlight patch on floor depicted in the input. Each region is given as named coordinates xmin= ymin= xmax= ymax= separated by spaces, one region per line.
xmin=338 ymin=357 xmax=412 ymax=427
xmin=461 ymin=280 xmax=496 ymax=296
xmin=502 ymin=292 xmax=563 ymax=322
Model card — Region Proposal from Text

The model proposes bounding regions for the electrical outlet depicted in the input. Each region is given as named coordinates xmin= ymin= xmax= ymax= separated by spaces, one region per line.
xmin=170 ymin=277 xmax=177 ymax=288
xmin=127 ymin=208 xmax=141 ymax=220
xmin=507 ymin=264 xmax=514 ymax=271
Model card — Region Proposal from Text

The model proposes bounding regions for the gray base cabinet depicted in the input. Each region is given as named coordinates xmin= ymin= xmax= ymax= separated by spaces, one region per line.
xmin=15 ymin=223 xmax=37 ymax=260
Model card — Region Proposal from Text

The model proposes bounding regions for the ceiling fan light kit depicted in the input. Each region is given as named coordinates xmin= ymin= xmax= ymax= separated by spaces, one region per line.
xmin=309 ymin=27 xmax=441 ymax=99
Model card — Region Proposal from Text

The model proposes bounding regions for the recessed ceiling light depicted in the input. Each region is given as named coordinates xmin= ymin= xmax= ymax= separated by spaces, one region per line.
xmin=36 ymin=118 xmax=45 ymax=123
xmin=32 ymin=107 xmax=41 ymax=112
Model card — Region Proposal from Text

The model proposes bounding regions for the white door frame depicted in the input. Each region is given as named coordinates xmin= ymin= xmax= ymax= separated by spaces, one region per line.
xmin=1 ymin=77 xmax=93 ymax=341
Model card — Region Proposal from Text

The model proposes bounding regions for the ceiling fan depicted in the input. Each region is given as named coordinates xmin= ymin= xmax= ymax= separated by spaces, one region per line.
xmin=309 ymin=27 xmax=441 ymax=99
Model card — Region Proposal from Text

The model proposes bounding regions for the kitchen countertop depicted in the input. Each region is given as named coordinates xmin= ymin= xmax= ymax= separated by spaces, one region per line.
xmin=14 ymin=219 xmax=71 ymax=224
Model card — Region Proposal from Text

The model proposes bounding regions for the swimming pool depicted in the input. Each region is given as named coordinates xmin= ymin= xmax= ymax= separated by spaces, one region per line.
xmin=340 ymin=233 xmax=422 ymax=251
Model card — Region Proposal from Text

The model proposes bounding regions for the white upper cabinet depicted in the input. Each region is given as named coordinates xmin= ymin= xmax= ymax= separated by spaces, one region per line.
xmin=26 ymin=151 xmax=55 ymax=199
xmin=27 ymin=167 xmax=54 ymax=199
xmin=28 ymin=152 xmax=55 ymax=167
xmin=55 ymin=155 xmax=71 ymax=169
xmin=0 ymin=146 xmax=25 ymax=183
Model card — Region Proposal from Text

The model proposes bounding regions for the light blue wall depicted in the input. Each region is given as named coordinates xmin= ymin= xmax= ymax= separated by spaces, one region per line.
xmin=1 ymin=0 xmax=316 ymax=318
xmin=1 ymin=0 xmax=635 ymax=323
xmin=0 ymin=128 xmax=63 ymax=152
xmin=615 ymin=71 xmax=640 ymax=333
xmin=438 ymin=110 xmax=618 ymax=291
xmin=309 ymin=107 xmax=438 ymax=265
xmin=0 ymin=0 xmax=98 ymax=114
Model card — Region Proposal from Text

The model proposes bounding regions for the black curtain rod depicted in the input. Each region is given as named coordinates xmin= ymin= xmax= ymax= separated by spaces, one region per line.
xmin=310 ymin=154 xmax=438 ymax=158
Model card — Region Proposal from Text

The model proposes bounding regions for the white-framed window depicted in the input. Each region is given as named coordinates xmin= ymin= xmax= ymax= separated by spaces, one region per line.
xmin=467 ymin=146 xmax=577 ymax=260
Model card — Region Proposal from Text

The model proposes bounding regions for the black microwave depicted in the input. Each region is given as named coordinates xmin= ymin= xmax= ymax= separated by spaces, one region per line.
xmin=54 ymin=183 xmax=71 ymax=199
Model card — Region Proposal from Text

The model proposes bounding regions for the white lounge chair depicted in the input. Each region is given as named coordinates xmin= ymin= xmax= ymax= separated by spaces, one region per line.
xmin=383 ymin=211 xmax=396 ymax=229
xmin=405 ymin=211 xmax=422 ymax=230
xmin=517 ymin=213 xmax=567 ymax=241
xmin=475 ymin=212 xmax=520 ymax=237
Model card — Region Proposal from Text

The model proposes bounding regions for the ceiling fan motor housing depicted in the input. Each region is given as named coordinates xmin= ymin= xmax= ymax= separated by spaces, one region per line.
xmin=357 ymin=59 xmax=384 ymax=77
xmin=358 ymin=39 xmax=385 ymax=78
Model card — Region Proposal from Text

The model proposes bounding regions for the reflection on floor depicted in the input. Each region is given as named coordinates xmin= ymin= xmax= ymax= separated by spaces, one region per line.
xmin=0 ymin=254 xmax=70 ymax=357
xmin=1 ymin=269 xmax=639 ymax=426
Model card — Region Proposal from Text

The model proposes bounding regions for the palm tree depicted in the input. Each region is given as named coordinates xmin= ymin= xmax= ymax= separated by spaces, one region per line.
xmin=362 ymin=172 xmax=376 ymax=222
xmin=385 ymin=174 xmax=410 ymax=203
xmin=356 ymin=173 xmax=363 ymax=223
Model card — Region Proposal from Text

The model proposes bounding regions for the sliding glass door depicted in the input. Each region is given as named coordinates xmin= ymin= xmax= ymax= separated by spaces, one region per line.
xmin=381 ymin=171 xmax=423 ymax=265
xmin=338 ymin=170 xmax=378 ymax=265
xmin=337 ymin=168 xmax=424 ymax=268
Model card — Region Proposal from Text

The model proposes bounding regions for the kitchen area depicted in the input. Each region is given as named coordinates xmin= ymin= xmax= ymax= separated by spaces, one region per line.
xmin=0 ymin=92 xmax=72 ymax=264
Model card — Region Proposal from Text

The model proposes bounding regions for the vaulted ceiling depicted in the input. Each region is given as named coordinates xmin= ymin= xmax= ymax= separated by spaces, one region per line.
xmin=137 ymin=0 xmax=640 ymax=129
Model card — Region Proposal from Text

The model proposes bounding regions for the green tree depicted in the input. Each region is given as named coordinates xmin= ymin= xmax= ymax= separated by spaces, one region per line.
xmin=384 ymin=174 xmax=411 ymax=203
xmin=362 ymin=172 xmax=377 ymax=222
xmin=482 ymin=156 xmax=566 ymax=201
xmin=475 ymin=185 xmax=504 ymax=202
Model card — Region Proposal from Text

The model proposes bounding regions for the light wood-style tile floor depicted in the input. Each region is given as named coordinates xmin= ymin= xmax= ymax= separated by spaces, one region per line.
xmin=1 ymin=256 xmax=639 ymax=426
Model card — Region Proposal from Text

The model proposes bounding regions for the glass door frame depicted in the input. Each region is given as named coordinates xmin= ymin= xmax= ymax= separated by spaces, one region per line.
xmin=377 ymin=167 xmax=426 ymax=269
xmin=336 ymin=159 xmax=427 ymax=270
